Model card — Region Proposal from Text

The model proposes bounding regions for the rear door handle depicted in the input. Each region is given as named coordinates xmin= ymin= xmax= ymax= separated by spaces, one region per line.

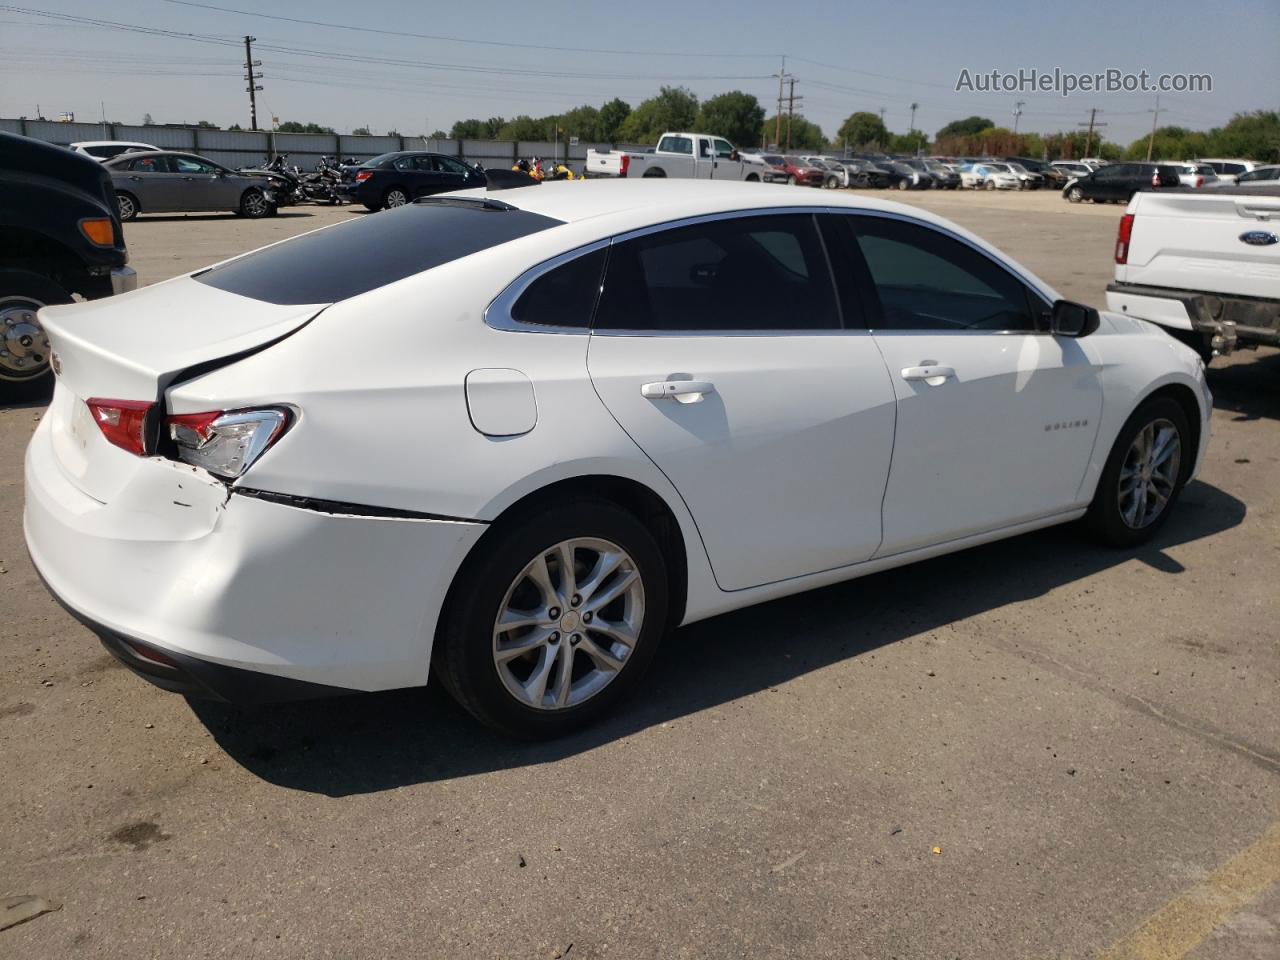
xmin=901 ymin=364 xmax=956 ymax=383
xmin=641 ymin=380 xmax=716 ymax=403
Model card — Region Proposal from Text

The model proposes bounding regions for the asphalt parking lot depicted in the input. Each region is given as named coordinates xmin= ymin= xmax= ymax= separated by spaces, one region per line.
xmin=2 ymin=189 xmax=1277 ymax=960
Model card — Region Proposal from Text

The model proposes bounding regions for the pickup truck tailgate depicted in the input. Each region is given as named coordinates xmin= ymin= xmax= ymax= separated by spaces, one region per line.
xmin=1121 ymin=193 xmax=1280 ymax=299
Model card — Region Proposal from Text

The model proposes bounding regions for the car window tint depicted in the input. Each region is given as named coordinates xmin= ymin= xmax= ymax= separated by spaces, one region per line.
xmin=412 ymin=155 xmax=437 ymax=172
xmin=510 ymin=248 xmax=606 ymax=328
xmin=713 ymin=139 xmax=734 ymax=158
xmin=438 ymin=156 xmax=470 ymax=175
xmin=194 ymin=204 xmax=563 ymax=305
xmin=658 ymin=136 xmax=692 ymax=155
xmin=594 ymin=214 xmax=839 ymax=332
xmin=847 ymin=216 xmax=1037 ymax=332
xmin=393 ymin=156 xmax=415 ymax=171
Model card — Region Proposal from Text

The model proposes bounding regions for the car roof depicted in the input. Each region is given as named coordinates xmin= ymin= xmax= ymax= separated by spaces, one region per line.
xmin=460 ymin=178 xmax=945 ymax=235
xmin=70 ymin=140 xmax=157 ymax=148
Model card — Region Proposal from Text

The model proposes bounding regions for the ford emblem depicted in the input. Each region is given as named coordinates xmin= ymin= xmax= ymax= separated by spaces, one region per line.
xmin=1239 ymin=230 xmax=1279 ymax=246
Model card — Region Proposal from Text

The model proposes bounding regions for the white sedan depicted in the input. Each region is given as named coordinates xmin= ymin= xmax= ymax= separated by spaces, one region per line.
xmin=25 ymin=180 xmax=1211 ymax=737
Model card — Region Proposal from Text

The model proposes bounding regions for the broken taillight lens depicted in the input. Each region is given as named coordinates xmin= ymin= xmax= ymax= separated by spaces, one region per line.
xmin=165 ymin=407 xmax=292 ymax=480
xmin=86 ymin=398 xmax=153 ymax=456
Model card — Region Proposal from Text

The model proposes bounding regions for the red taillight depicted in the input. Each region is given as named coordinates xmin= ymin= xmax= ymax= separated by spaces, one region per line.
xmin=354 ymin=170 xmax=373 ymax=183
xmin=1115 ymin=213 xmax=1135 ymax=265
xmin=1195 ymin=175 xmax=1203 ymax=188
xmin=86 ymin=398 xmax=153 ymax=456
xmin=619 ymin=154 xmax=630 ymax=177
xmin=1152 ymin=171 xmax=1160 ymax=187
xmin=163 ymin=407 xmax=291 ymax=479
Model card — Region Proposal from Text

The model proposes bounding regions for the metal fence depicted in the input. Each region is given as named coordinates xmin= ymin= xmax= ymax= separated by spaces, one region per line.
xmin=1 ymin=118 xmax=618 ymax=172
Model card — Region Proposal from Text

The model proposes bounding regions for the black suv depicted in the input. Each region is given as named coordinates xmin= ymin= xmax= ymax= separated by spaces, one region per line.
xmin=1 ymin=132 xmax=136 ymax=401
xmin=339 ymin=151 xmax=486 ymax=210
xmin=1064 ymin=162 xmax=1183 ymax=204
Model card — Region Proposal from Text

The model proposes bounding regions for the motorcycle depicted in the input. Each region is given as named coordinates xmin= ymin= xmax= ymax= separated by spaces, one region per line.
xmin=238 ymin=153 xmax=305 ymax=207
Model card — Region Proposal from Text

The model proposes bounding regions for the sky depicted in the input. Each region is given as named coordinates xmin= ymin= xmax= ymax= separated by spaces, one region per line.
xmin=1 ymin=0 xmax=1277 ymax=145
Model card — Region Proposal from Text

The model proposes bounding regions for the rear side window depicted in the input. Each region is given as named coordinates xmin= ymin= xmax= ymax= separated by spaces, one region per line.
xmin=195 ymin=202 xmax=562 ymax=305
xmin=511 ymin=248 xmax=607 ymax=328
xmin=594 ymin=214 xmax=839 ymax=332
xmin=658 ymin=136 xmax=693 ymax=155
xmin=127 ymin=156 xmax=169 ymax=172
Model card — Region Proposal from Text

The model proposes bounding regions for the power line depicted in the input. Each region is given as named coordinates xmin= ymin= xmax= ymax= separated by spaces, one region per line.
xmin=159 ymin=0 xmax=780 ymax=59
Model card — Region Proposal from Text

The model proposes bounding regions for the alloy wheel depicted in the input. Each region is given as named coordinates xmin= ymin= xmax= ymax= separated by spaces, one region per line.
xmin=385 ymin=189 xmax=408 ymax=208
xmin=1118 ymin=418 xmax=1181 ymax=529
xmin=117 ymin=193 xmax=136 ymax=220
xmin=492 ymin=537 xmax=645 ymax=711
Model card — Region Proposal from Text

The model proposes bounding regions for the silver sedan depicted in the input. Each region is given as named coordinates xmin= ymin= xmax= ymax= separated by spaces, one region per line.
xmin=104 ymin=151 xmax=276 ymax=220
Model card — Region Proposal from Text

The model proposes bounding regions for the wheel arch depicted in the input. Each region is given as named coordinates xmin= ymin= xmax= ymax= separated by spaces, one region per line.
xmin=463 ymin=473 xmax=692 ymax=630
xmin=1137 ymin=382 xmax=1204 ymax=484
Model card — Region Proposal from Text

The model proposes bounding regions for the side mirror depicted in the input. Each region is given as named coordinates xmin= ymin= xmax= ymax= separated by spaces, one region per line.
xmin=1049 ymin=299 xmax=1100 ymax=338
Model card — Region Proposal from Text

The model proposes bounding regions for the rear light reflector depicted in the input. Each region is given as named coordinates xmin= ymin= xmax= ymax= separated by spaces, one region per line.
xmin=125 ymin=639 xmax=179 ymax=668
xmin=354 ymin=170 xmax=373 ymax=183
xmin=165 ymin=407 xmax=292 ymax=480
xmin=86 ymin=398 xmax=153 ymax=456
xmin=619 ymin=154 xmax=630 ymax=177
xmin=1115 ymin=213 xmax=1135 ymax=264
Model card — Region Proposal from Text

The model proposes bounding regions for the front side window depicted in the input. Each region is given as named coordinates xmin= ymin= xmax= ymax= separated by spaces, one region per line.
xmin=842 ymin=216 xmax=1038 ymax=332
xmin=713 ymin=139 xmax=734 ymax=159
xmin=594 ymin=214 xmax=839 ymax=332
xmin=173 ymin=156 xmax=216 ymax=174
xmin=510 ymin=248 xmax=607 ymax=328
xmin=438 ymin=156 xmax=471 ymax=176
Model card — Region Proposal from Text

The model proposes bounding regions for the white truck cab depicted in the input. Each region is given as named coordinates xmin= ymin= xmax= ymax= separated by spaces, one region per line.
xmin=586 ymin=133 xmax=780 ymax=182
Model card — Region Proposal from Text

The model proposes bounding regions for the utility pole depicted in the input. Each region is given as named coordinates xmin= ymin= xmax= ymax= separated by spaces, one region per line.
xmin=1145 ymin=95 xmax=1163 ymax=162
xmin=1012 ymin=100 xmax=1025 ymax=135
xmin=773 ymin=56 xmax=786 ymax=151
xmin=1078 ymin=107 xmax=1106 ymax=158
xmin=786 ymin=77 xmax=802 ymax=151
xmin=243 ymin=36 xmax=263 ymax=131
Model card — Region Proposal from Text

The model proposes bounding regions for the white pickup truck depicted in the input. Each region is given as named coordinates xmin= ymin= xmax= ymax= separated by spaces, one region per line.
xmin=1106 ymin=189 xmax=1280 ymax=361
xmin=586 ymin=132 xmax=781 ymax=182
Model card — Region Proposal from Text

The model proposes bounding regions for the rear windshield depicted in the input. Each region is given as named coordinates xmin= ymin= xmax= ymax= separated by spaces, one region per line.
xmin=194 ymin=201 xmax=561 ymax=305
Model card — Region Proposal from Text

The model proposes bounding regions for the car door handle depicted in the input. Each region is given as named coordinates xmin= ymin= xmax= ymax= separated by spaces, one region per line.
xmin=641 ymin=380 xmax=716 ymax=403
xmin=128 ymin=176 xmax=142 ymax=181
xmin=901 ymin=364 xmax=956 ymax=383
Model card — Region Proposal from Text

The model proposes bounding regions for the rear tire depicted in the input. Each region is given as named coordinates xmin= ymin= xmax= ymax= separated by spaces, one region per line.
xmin=115 ymin=192 xmax=139 ymax=221
xmin=0 ymin=270 xmax=71 ymax=404
xmin=1086 ymin=396 xmax=1192 ymax=547
xmin=382 ymin=187 xmax=409 ymax=208
xmin=435 ymin=500 xmax=669 ymax=738
xmin=825 ymin=175 xmax=840 ymax=189
xmin=985 ymin=179 xmax=996 ymax=191
xmin=897 ymin=179 xmax=910 ymax=190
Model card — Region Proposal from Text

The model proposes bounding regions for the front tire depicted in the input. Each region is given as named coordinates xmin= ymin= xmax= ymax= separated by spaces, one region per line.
xmin=0 ymin=271 xmax=71 ymax=403
xmin=435 ymin=500 xmax=669 ymax=738
xmin=1086 ymin=396 xmax=1192 ymax=547
xmin=1067 ymin=186 xmax=1083 ymax=203
xmin=240 ymin=188 xmax=270 ymax=218
xmin=985 ymin=179 xmax=996 ymax=191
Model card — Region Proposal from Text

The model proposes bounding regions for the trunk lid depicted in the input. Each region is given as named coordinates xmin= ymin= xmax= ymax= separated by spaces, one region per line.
xmin=39 ymin=276 xmax=324 ymax=503
xmin=1121 ymin=192 xmax=1280 ymax=299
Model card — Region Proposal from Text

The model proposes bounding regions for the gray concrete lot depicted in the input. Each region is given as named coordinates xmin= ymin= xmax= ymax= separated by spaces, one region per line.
xmin=2 ymin=190 xmax=1277 ymax=960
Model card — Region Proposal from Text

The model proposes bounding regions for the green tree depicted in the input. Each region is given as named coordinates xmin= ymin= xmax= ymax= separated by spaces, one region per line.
xmin=888 ymin=130 xmax=929 ymax=154
xmin=696 ymin=90 xmax=766 ymax=147
xmin=351 ymin=126 xmax=371 ymax=136
xmin=935 ymin=115 xmax=994 ymax=139
xmin=560 ymin=104 xmax=602 ymax=142
xmin=228 ymin=123 xmax=242 ymax=132
xmin=598 ymin=97 xmax=631 ymax=143
xmin=496 ymin=115 xmax=550 ymax=141
xmin=762 ymin=114 xmax=827 ymax=152
xmin=429 ymin=129 xmax=449 ymax=140
xmin=616 ymin=86 xmax=699 ymax=143
xmin=836 ymin=111 xmax=888 ymax=150
xmin=195 ymin=120 xmax=218 ymax=129
xmin=142 ymin=113 xmax=154 ymax=126
xmin=276 ymin=121 xmax=335 ymax=134
xmin=386 ymin=129 xmax=401 ymax=137
xmin=450 ymin=117 xmax=505 ymax=139
xmin=1213 ymin=110 xmax=1280 ymax=162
